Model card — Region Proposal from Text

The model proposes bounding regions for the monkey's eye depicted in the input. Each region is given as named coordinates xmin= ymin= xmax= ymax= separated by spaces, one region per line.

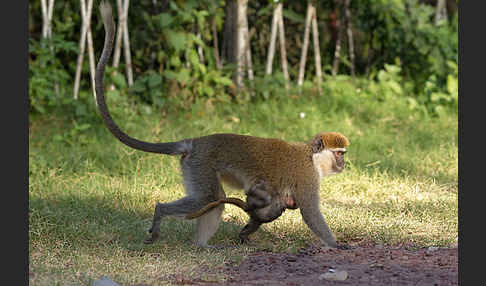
xmin=334 ymin=150 xmax=346 ymax=156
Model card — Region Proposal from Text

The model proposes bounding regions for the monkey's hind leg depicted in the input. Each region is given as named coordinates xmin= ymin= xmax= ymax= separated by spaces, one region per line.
xmin=195 ymin=203 xmax=225 ymax=247
xmin=144 ymin=196 xmax=207 ymax=244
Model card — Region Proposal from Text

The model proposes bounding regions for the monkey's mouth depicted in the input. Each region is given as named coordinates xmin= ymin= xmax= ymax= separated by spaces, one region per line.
xmin=334 ymin=161 xmax=346 ymax=173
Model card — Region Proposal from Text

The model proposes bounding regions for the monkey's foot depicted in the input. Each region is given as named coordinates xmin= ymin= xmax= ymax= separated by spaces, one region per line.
xmin=239 ymin=235 xmax=250 ymax=244
xmin=143 ymin=237 xmax=154 ymax=244
xmin=143 ymin=231 xmax=159 ymax=244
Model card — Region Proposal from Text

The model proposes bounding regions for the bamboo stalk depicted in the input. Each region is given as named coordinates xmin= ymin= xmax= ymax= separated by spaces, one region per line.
xmin=73 ymin=0 xmax=94 ymax=100
xmin=212 ymin=17 xmax=222 ymax=69
xmin=112 ymin=0 xmax=133 ymax=86
xmin=344 ymin=0 xmax=355 ymax=78
xmin=109 ymin=0 xmax=125 ymax=91
xmin=196 ymin=30 xmax=205 ymax=63
xmin=435 ymin=0 xmax=447 ymax=25
xmin=121 ymin=0 xmax=133 ymax=86
xmin=265 ymin=3 xmax=280 ymax=75
xmin=331 ymin=1 xmax=343 ymax=76
xmin=40 ymin=0 xmax=60 ymax=97
xmin=277 ymin=4 xmax=289 ymax=90
xmin=40 ymin=0 xmax=54 ymax=38
xmin=79 ymin=0 xmax=97 ymax=102
xmin=112 ymin=0 xmax=125 ymax=68
xmin=311 ymin=5 xmax=322 ymax=94
xmin=246 ymin=30 xmax=254 ymax=83
xmin=235 ymin=0 xmax=248 ymax=89
xmin=40 ymin=0 xmax=48 ymax=38
xmin=245 ymin=28 xmax=254 ymax=94
xmin=46 ymin=0 xmax=54 ymax=36
xmin=297 ymin=2 xmax=313 ymax=88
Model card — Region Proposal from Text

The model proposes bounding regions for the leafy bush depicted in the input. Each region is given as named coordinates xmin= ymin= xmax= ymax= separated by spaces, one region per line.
xmin=28 ymin=0 xmax=457 ymax=117
xmin=353 ymin=0 xmax=458 ymax=93
xmin=29 ymin=35 xmax=77 ymax=113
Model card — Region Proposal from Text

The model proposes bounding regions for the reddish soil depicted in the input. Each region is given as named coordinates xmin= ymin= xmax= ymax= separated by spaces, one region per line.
xmin=170 ymin=242 xmax=458 ymax=285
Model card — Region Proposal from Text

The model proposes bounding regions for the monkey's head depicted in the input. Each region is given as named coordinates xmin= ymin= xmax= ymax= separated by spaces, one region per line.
xmin=311 ymin=132 xmax=350 ymax=177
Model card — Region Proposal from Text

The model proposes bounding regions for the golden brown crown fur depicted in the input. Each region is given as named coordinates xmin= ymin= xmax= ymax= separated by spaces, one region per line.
xmin=316 ymin=132 xmax=350 ymax=149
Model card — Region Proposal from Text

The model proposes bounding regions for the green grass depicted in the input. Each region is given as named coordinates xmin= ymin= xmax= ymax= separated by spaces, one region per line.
xmin=29 ymin=89 xmax=457 ymax=285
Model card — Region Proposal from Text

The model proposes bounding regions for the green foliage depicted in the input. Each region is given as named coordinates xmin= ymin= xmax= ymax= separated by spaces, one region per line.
xmin=53 ymin=121 xmax=92 ymax=146
xmin=29 ymin=35 xmax=77 ymax=113
xmin=419 ymin=61 xmax=458 ymax=116
xmin=28 ymin=0 xmax=457 ymax=119
xmin=353 ymin=0 xmax=458 ymax=93
xmin=127 ymin=0 xmax=233 ymax=109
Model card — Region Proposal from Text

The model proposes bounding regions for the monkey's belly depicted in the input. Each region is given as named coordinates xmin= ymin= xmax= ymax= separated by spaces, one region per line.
xmin=217 ymin=171 xmax=245 ymax=190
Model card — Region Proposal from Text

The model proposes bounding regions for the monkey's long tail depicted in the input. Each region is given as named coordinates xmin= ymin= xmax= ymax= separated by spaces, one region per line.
xmin=95 ymin=1 xmax=183 ymax=155
xmin=185 ymin=198 xmax=249 ymax=220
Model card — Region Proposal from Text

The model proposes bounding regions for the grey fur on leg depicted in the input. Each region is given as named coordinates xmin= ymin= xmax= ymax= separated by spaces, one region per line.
xmin=195 ymin=203 xmax=225 ymax=247
xmin=144 ymin=196 xmax=212 ymax=245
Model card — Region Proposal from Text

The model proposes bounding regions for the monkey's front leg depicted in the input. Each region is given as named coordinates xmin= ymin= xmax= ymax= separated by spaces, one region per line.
xmin=297 ymin=191 xmax=339 ymax=248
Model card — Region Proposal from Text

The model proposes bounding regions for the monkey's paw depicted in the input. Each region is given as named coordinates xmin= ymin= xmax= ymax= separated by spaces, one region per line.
xmin=239 ymin=235 xmax=251 ymax=244
xmin=143 ymin=232 xmax=159 ymax=244
xmin=143 ymin=237 xmax=155 ymax=244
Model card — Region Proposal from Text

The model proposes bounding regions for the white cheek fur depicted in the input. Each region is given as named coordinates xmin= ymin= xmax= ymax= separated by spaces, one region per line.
xmin=312 ymin=150 xmax=336 ymax=180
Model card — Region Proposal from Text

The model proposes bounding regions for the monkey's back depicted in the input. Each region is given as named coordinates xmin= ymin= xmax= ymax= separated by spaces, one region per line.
xmin=191 ymin=133 xmax=318 ymax=192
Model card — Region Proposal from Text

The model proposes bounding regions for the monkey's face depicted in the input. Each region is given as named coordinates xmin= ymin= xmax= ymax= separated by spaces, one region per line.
xmin=330 ymin=148 xmax=347 ymax=173
xmin=313 ymin=148 xmax=347 ymax=178
xmin=311 ymin=132 xmax=349 ymax=178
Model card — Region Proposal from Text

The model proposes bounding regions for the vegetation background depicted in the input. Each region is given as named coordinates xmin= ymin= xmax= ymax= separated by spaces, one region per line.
xmin=29 ymin=0 xmax=458 ymax=285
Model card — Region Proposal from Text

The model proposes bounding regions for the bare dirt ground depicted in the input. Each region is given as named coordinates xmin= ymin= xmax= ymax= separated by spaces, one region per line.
xmin=167 ymin=242 xmax=458 ymax=286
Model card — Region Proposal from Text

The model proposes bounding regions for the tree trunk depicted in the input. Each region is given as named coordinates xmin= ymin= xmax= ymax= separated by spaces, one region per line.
xmin=40 ymin=0 xmax=60 ymax=98
xmin=235 ymin=0 xmax=249 ymax=89
xmin=73 ymin=0 xmax=94 ymax=100
xmin=297 ymin=3 xmax=314 ymax=88
xmin=277 ymin=4 xmax=289 ymax=90
xmin=121 ymin=0 xmax=133 ymax=86
xmin=196 ymin=30 xmax=205 ymax=63
xmin=331 ymin=1 xmax=343 ymax=76
xmin=212 ymin=17 xmax=222 ymax=69
xmin=221 ymin=0 xmax=237 ymax=65
xmin=344 ymin=0 xmax=355 ymax=78
xmin=311 ymin=5 xmax=322 ymax=94
xmin=112 ymin=0 xmax=133 ymax=87
xmin=113 ymin=0 xmax=125 ymax=68
xmin=265 ymin=3 xmax=280 ymax=75
xmin=80 ymin=0 xmax=97 ymax=102
xmin=435 ymin=0 xmax=447 ymax=25
xmin=245 ymin=28 xmax=254 ymax=93
xmin=40 ymin=0 xmax=54 ymax=38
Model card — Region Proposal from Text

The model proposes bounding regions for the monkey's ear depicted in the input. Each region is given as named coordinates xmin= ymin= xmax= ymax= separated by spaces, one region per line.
xmin=312 ymin=138 xmax=325 ymax=153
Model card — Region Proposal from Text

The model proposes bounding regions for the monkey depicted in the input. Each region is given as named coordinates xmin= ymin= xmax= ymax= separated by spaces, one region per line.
xmin=184 ymin=134 xmax=346 ymax=244
xmin=96 ymin=1 xmax=350 ymax=248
